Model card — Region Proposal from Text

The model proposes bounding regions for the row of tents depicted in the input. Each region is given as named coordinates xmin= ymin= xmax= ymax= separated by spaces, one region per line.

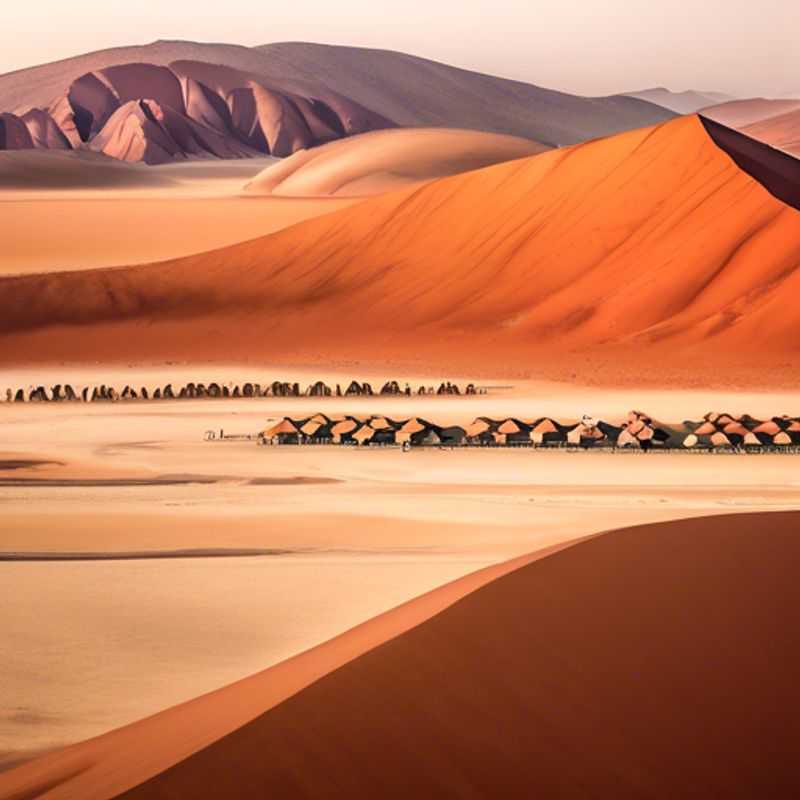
xmin=259 ymin=411 xmax=800 ymax=450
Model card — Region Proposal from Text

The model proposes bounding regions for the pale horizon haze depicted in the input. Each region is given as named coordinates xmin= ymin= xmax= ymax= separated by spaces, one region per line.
xmin=2 ymin=0 xmax=798 ymax=97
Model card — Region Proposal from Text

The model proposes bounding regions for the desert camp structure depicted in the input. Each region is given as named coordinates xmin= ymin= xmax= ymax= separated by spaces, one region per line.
xmin=257 ymin=410 xmax=800 ymax=452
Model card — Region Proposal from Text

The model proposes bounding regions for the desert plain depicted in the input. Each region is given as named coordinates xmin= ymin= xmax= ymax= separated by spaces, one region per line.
xmin=1 ymin=34 xmax=800 ymax=800
xmin=3 ymin=368 xmax=800 ymax=774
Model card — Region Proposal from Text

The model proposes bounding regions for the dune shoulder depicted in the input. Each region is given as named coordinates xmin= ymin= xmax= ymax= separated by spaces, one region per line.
xmin=244 ymin=128 xmax=551 ymax=197
xmin=3 ymin=512 xmax=800 ymax=799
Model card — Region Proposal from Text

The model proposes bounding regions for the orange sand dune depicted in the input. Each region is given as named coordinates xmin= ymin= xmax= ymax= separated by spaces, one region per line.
xmin=744 ymin=108 xmax=800 ymax=157
xmin=244 ymin=128 xmax=550 ymax=197
xmin=2 ymin=512 xmax=798 ymax=799
xmin=1 ymin=115 xmax=799 ymax=372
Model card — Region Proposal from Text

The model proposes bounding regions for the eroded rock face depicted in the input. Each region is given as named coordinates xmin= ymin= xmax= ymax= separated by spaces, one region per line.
xmin=89 ymin=98 xmax=257 ymax=164
xmin=67 ymin=72 xmax=120 ymax=141
xmin=0 ymin=58 xmax=395 ymax=163
xmin=89 ymin=100 xmax=186 ymax=164
xmin=0 ymin=113 xmax=34 ymax=149
xmin=21 ymin=108 xmax=71 ymax=149
xmin=99 ymin=63 xmax=186 ymax=115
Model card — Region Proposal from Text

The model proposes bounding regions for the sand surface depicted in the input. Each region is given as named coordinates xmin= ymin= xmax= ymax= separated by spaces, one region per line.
xmin=0 ymin=156 xmax=358 ymax=274
xmin=115 ymin=512 xmax=800 ymax=800
xmin=2 ymin=116 xmax=798 ymax=378
xmin=2 ymin=512 xmax=798 ymax=799
xmin=245 ymin=128 xmax=549 ymax=197
xmin=744 ymin=108 xmax=800 ymax=156
xmin=2 ymin=374 xmax=800 ymax=769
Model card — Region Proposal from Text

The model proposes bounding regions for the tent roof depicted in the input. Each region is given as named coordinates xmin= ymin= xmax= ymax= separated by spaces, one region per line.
xmin=498 ymin=419 xmax=522 ymax=434
xmin=300 ymin=420 xmax=323 ymax=436
xmin=368 ymin=417 xmax=393 ymax=430
xmin=353 ymin=426 xmax=375 ymax=443
xmin=532 ymin=419 xmax=558 ymax=434
xmin=332 ymin=419 xmax=359 ymax=435
xmin=400 ymin=418 xmax=429 ymax=434
xmin=264 ymin=418 xmax=298 ymax=437
xmin=466 ymin=419 xmax=491 ymax=436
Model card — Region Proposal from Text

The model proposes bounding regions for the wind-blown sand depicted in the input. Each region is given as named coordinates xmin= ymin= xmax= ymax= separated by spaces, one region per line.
xmin=2 ymin=512 xmax=798 ymax=799
xmin=1 ymin=116 xmax=798 ymax=380
xmin=244 ymin=128 xmax=550 ymax=197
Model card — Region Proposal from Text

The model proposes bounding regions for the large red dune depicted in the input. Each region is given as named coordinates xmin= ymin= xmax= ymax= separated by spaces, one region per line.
xmin=1 ymin=114 xmax=799 ymax=377
xmin=1 ymin=512 xmax=798 ymax=799
xmin=244 ymin=128 xmax=550 ymax=197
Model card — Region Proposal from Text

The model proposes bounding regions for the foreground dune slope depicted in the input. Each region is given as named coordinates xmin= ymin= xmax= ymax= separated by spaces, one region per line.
xmin=244 ymin=128 xmax=550 ymax=197
xmin=3 ymin=513 xmax=798 ymax=799
xmin=1 ymin=114 xmax=799 ymax=367
xmin=0 ymin=542 xmax=583 ymax=800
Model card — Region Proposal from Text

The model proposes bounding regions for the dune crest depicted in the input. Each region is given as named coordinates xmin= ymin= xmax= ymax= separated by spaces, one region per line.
xmin=244 ymin=128 xmax=550 ymax=197
xmin=0 ymin=115 xmax=798 ymax=371
xmin=0 ymin=540 xmax=583 ymax=800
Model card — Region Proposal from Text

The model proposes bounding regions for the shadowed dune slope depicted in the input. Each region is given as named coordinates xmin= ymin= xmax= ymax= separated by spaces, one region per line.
xmin=244 ymin=128 xmax=550 ymax=197
xmin=1 ymin=115 xmax=799 ymax=368
xmin=2 ymin=513 xmax=798 ymax=799
xmin=743 ymin=108 xmax=800 ymax=157
xmin=700 ymin=116 xmax=800 ymax=211
xmin=118 ymin=513 xmax=800 ymax=799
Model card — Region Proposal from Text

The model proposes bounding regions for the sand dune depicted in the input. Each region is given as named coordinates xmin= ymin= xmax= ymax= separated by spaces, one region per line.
xmin=0 ymin=40 xmax=674 ymax=150
xmin=1 ymin=115 xmax=798 ymax=373
xmin=743 ymin=108 xmax=800 ymax=156
xmin=2 ymin=512 xmax=798 ymax=799
xmin=700 ymin=116 xmax=800 ymax=211
xmin=244 ymin=128 xmax=550 ymax=197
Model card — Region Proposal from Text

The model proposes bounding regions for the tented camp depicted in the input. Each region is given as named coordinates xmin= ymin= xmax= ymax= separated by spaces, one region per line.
xmin=254 ymin=410 xmax=800 ymax=451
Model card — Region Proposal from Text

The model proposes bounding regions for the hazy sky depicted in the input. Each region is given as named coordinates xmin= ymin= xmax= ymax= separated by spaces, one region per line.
xmin=2 ymin=0 xmax=797 ymax=97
